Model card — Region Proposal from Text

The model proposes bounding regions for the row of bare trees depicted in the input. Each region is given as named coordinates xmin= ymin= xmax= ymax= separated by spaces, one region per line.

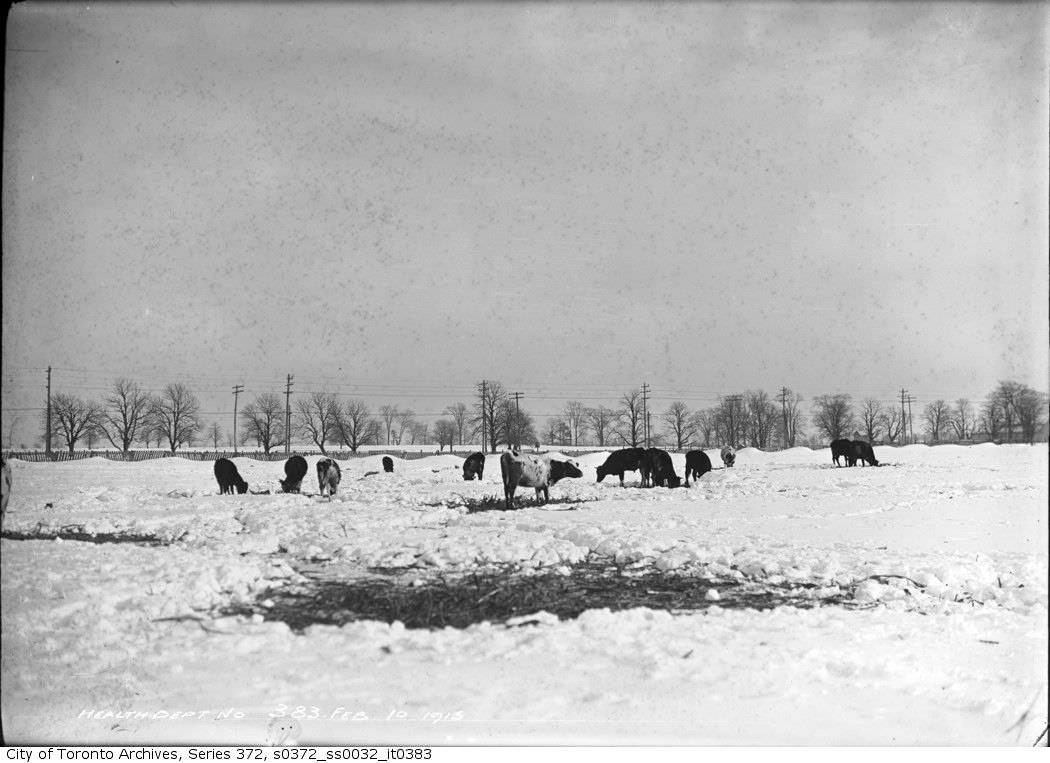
xmin=37 ymin=378 xmax=1048 ymax=454
xmin=48 ymin=380 xmax=202 ymax=454
xmin=809 ymin=381 xmax=1047 ymax=445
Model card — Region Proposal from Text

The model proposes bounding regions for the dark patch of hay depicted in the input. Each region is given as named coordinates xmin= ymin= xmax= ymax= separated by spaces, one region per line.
xmin=427 ymin=494 xmax=597 ymax=513
xmin=223 ymin=559 xmax=845 ymax=633
xmin=1 ymin=527 xmax=173 ymax=546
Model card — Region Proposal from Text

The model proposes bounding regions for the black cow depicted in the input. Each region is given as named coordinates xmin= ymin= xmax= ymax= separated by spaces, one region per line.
xmin=683 ymin=450 xmax=712 ymax=486
xmin=830 ymin=438 xmax=852 ymax=467
xmin=279 ymin=455 xmax=308 ymax=493
xmin=643 ymin=448 xmax=681 ymax=488
xmin=382 ymin=456 xmax=394 ymax=473
xmin=214 ymin=458 xmax=248 ymax=495
xmin=317 ymin=458 xmax=342 ymax=497
xmin=596 ymin=447 xmax=647 ymax=486
xmin=463 ymin=452 xmax=485 ymax=481
xmin=848 ymin=440 xmax=879 ymax=467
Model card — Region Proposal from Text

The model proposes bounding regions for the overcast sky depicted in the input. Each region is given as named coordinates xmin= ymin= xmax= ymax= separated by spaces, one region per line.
xmin=3 ymin=2 xmax=1047 ymax=445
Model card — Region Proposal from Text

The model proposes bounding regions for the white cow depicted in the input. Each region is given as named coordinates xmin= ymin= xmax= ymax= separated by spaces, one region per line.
xmin=500 ymin=448 xmax=582 ymax=510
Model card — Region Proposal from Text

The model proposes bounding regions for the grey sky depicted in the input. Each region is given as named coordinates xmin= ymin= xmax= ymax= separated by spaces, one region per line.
xmin=3 ymin=2 xmax=1047 ymax=444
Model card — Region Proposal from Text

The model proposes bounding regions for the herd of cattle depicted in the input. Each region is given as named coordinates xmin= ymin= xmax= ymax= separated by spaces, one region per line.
xmin=0 ymin=441 xmax=879 ymax=525
xmin=207 ymin=441 xmax=881 ymax=512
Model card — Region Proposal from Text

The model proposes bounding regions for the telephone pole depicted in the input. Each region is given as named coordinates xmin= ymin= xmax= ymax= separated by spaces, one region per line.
xmin=906 ymin=394 xmax=917 ymax=444
xmin=284 ymin=374 xmax=294 ymax=454
xmin=480 ymin=381 xmax=488 ymax=454
xmin=45 ymin=366 xmax=53 ymax=459
xmin=899 ymin=388 xmax=908 ymax=445
xmin=232 ymin=384 xmax=244 ymax=454
xmin=777 ymin=386 xmax=790 ymax=448
xmin=641 ymin=382 xmax=650 ymax=447
xmin=511 ymin=392 xmax=524 ymax=448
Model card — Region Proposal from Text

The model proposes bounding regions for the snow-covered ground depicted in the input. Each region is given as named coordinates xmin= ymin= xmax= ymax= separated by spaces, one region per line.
xmin=1 ymin=445 xmax=1046 ymax=745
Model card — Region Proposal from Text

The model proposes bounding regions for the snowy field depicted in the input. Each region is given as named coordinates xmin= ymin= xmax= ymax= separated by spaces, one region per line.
xmin=1 ymin=444 xmax=1046 ymax=745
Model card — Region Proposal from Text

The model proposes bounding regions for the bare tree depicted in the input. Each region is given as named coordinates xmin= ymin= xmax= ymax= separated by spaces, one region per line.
xmin=99 ymin=378 xmax=152 ymax=454
xmin=584 ymin=406 xmax=614 ymax=447
xmin=206 ymin=422 xmax=222 ymax=450
xmin=379 ymin=405 xmax=399 ymax=445
xmin=394 ymin=409 xmax=416 ymax=445
xmin=545 ymin=416 xmax=569 ymax=446
xmin=691 ymin=409 xmax=715 ymax=447
xmin=85 ymin=422 xmax=101 ymax=450
xmin=471 ymin=380 xmax=507 ymax=453
xmin=810 ymin=394 xmax=855 ymax=443
xmin=712 ymin=395 xmax=746 ymax=447
xmin=783 ymin=391 xmax=805 ymax=447
xmin=296 ymin=392 xmax=339 ymax=453
xmin=979 ymin=394 xmax=1003 ymax=441
xmin=49 ymin=394 xmax=99 ymax=453
xmin=744 ymin=390 xmax=778 ymax=448
xmin=499 ymin=401 xmax=536 ymax=448
xmin=335 ymin=399 xmax=379 ymax=452
xmin=922 ymin=399 xmax=951 ymax=442
xmin=879 ymin=407 xmax=903 ymax=444
xmin=614 ymin=388 xmax=644 ymax=447
xmin=1012 ymin=385 xmax=1047 ymax=444
xmin=433 ymin=419 xmax=456 ymax=451
xmin=563 ymin=401 xmax=587 ymax=446
xmin=408 ymin=420 xmax=429 ymax=445
xmin=860 ymin=399 xmax=883 ymax=443
xmin=241 ymin=393 xmax=285 ymax=454
xmin=444 ymin=402 xmax=470 ymax=446
xmin=662 ymin=401 xmax=696 ymax=450
xmin=950 ymin=398 xmax=974 ymax=441
xmin=150 ymin=383 xmax=201 ymax=453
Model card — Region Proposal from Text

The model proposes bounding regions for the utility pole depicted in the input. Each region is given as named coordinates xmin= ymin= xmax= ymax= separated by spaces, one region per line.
xmin=284 ymin=374 xmax=294 ymax=454
xmin=232 ymin=384 xmax=244 ymax=454
xmin=646 ymin=411 xmax=652 ymax=449
xmin=45 ymin=366 xmax=52 ymax=459
xmin=778 ymin=386 xmax=790 ymax=448
xmin=511 ymin=392 xmax=524 ymax=448
xmin=480 ymin=380 xmax=488 ymax=454
xmin=899 ymin=388 xmax=908 ymax=445
xmin=906 ymin=394 xmax=917 ymax=444
xmin=641 ymin=382 xmax=650 ymax=447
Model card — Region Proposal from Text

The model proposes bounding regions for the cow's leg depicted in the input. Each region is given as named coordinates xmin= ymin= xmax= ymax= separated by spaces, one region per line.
xmin=504 ymin=484 xmax=514 ymax=511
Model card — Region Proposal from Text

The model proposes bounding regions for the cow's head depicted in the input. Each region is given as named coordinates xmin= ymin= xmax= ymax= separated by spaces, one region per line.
xmin=549 ymin=459 xmax=583 ymax=484
xmin=236 ymin=479 xmax=249 ymax=494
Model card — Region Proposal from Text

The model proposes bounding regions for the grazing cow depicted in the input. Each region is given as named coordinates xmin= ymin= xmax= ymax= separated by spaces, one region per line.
xmin=830 ymin=438 xmax=852 ymax=467
xmin=643 ymin=448 xmax=681 ymax=488
xmin=595 ymin=447 xmax=647 ymax=486
xmin=500 ymin=448 xmax=583 ymax=510
xmin=214 ymin=458 xmax=248 ymax=495
xmin=720 ymin=447 xmax=736 ymax=468
xmin=683 ymin=450 xmax=712 ymax=487
xmin=279 ymin=455 xmax=308 ymax=493
xmin=462 ymin=452 xmax=485 ymax=481
xmin=382 ymin=456 xmax=394 ymax=473
xmin=848 ymin=440 xmax=879 ymax=467
xmin=1 ymin=457 xmax=11 ymax=529
xmin=317 ymin=458 xmax=342 ymax=497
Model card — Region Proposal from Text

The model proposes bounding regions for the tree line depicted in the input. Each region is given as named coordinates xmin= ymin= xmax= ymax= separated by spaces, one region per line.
xmin=36 ymin=378 xmax=1047 ymax=455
